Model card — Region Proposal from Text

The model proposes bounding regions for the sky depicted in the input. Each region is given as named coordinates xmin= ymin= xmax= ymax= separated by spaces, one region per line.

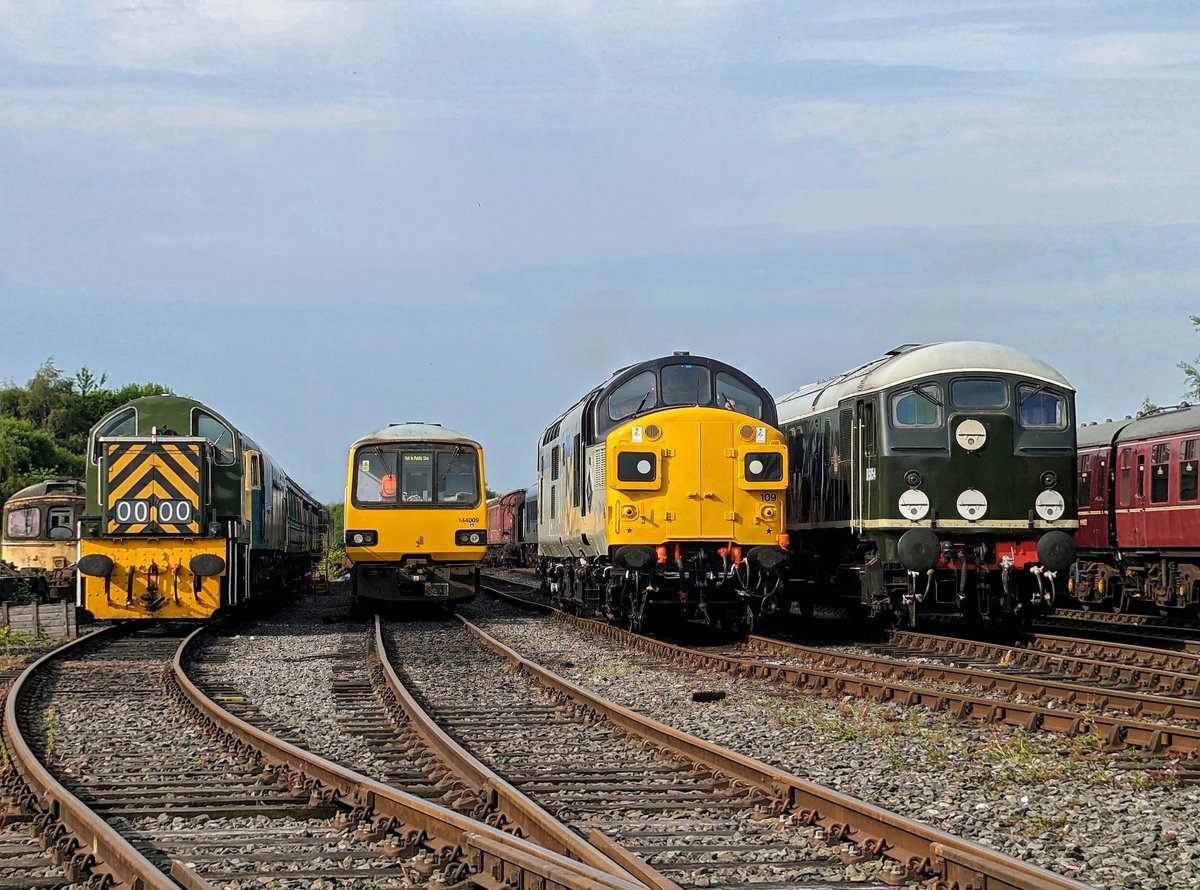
xmin=1 ymin=1 xmax=1198 ymax=502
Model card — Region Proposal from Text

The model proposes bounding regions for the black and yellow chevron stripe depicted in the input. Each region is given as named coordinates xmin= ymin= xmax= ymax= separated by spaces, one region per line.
xmin=104 ymin=442 xmax=202 ymax=535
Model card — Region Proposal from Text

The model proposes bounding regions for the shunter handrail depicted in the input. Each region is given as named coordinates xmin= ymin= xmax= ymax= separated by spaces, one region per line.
xmin=458 ymin=613 xmax=1095 ymax=890
xmin=3 ymin=626 xmax=180 ymax=890
xmin=173 ymin=624 xmax=644 ymax=890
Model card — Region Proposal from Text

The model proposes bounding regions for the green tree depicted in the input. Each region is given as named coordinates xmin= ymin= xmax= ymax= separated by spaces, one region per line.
xmin=0 ymin=360 xmax=172 ymax=502
xmin=321 ymin=502 xmax=346 ymax=578
xmin=1182 ymin=315 xmax=1200 ymax=401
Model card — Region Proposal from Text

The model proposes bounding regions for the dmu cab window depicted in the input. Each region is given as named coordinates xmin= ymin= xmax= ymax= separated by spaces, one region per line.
xmin=353 ymin=447 xmax=479 ymax=507
xmin=1017 ymin=385 xmax=1067 ymax=429
xmin=608 ymin=371 xmax=657 ymax=422
xmin=951 ymin=378 xmax=1007 ymax=408
xmin=890 ymin=383 xmax=943 ymax=428
xmin=661 ymin=364 xmax=711 ymax=406
xmin=715 ymin=372 xmax=763 ymax=417
xmin=5 ymin=506 xmax=39 ymax=539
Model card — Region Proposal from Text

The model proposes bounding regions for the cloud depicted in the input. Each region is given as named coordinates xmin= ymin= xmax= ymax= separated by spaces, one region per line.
xmin=1060 ymin=33 xmax=1200 ymax=72
xmin=146 ymin=101 xmax=377 ymax=129
xmin=0 ymin=0 xmax=368 ymax=71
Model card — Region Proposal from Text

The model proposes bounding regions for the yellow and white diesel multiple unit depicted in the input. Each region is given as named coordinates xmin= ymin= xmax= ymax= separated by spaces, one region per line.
xmin=537 ymin=352 xmax=789 ymax=634
xmin=344 ymin=422 xmax=487 ymax=606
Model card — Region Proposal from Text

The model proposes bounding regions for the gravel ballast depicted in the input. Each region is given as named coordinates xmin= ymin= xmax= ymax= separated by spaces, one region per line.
xmin=465 ymin=595 xmax=1200 ymax=890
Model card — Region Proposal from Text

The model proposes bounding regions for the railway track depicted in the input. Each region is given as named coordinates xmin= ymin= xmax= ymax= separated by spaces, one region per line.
xmin=483 ymin=573 xmax=1200 ymax=757
xmin=0 ymin=621 xmax=646 ymax=889
xmin=453 ymin=581 xmax=1099 ymax=888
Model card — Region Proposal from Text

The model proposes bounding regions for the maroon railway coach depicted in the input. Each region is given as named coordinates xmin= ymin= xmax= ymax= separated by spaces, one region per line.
xmin=1073 ymin=404 xmax=1200 ymax=613
xmin=485 ymin=487 xmax=536 ymax=567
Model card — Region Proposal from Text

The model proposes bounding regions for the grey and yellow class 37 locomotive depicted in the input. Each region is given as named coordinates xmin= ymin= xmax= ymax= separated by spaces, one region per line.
xmin=536 ymin=352 xmax=789 ymax=635
xmin=776 ymin=341 xmax=1077 ymax=626
xmin=76 ymin=395 xmax=326 ymax=620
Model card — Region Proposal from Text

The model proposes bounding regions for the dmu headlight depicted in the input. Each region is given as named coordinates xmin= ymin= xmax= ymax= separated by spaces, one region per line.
xmin=616 ymin=451 xmax=658 ymax=482
xmin=456 ymin=529 xmax=486 ymax=546
xmin=346 ymin=529 xmax=378 ymax=547
xmin=743 ymin=452 xmax=784 ymax=482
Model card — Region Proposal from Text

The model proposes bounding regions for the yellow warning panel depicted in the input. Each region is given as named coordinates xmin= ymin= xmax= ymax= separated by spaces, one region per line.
xmin=79 ymin=537 xmax=226 ymax=620
xmin=104 ymin=441 xmax=202 ymax=536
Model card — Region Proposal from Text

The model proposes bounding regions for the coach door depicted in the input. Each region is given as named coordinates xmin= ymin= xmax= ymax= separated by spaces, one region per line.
xmin=1115 ymin=444 xmax=1146 ymax=546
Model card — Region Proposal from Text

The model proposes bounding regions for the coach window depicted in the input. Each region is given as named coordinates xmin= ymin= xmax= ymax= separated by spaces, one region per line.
xmin=1017 ymin=385 xmax=1067 ymax=429
xmin=951 ymin=378 xmax=1007 ymax=408
xmin=1151 ymin=444 xmax=1170 ymax=503
xmin=47 ymin=506 xmax=73 ymax=540
xmin=890 ymin=383 xmax=943 ymax=427
xmin=436 ymin=448 xmax=479 ymax=504
xmin=355 ymin=449 xmax=397 ymax=504
xmin=5 ymin=506 xmax=39 ymax=539
xmin=1136 ymin=454 xmax=1146 ymax=500
xmin=194 ymin=411 xmax=236 ymax=466
xmin=607 ymin=371 xmax=657 ymax=422
xmin=661 ymin=364 xmax=711 ymax=406
xmin=1182 ymin=440 xmax=1199 ymax=502
xmin=715 ymin=372 xmax=763 ymax=417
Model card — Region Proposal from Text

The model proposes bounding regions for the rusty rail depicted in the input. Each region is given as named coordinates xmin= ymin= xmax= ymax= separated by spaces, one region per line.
xmin=2 ymin=625 xmax=180 ymax=890
xmin=1024 ymin=631 xmax=1200 ymax=673
xmin=459 ymin=614 xmax=1093 ymax=890
xmin=744 ymin=634 xmax=1200 ymax=723
xmin=371 ymin=615 xmax=645 ymax=881
xmin=884 ymin=629 xmax=1200 ymax=696
xmin=173 ymin=624 xmax=643 ymax=890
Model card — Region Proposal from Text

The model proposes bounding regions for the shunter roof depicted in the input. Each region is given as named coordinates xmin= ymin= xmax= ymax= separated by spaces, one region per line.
xmin=776 ymin=341 xmax=1074 ymax=424
xmin=350 ymin=422 xmax=481 ymax=449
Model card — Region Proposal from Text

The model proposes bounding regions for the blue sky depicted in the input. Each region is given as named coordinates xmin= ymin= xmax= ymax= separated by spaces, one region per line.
xmin=2 ymin=1 xmax=1198 ymax=501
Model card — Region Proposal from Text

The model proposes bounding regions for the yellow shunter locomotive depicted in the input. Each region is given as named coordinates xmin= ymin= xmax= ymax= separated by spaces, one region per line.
xmin=537 ymin=352 xmax=789 ymax=634
xmin=76 ymin=395 xmax=326 ymax=620
xmin=344 ymin=422 xmax=487 ymax=607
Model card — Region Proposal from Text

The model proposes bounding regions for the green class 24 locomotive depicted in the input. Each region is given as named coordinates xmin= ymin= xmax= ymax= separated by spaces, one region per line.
xmin=778 ymin=342 xmax=1077 ymax=623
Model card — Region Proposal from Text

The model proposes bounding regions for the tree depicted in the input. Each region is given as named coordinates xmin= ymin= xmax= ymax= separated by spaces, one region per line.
xmin=320 ymin=502 xmax=346 ymax=578
xmin=1182 ymin=315 xmax=1200 ymax=402
xmin=1139 ymin=398 xmax=1160 ymax=417
xmin=0 ymin=360 xmax=172 ymax=502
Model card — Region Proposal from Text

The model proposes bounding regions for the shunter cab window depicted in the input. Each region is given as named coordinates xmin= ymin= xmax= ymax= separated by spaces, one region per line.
xmin=661 ymin=364 xmax=711 ymax=406
xmin=354 ymin=446 xmax=479 ymax=507
xmin=91 ymin=408 xmax=137 ymax=462
xmin=951 ymin=378 xmax=1007 ymax=408
xmin=194 ymin=411 xmax=237 ymax=466
xmin=608 ymin=371 xmax=657 ymax=422
xmin=5 ymin=507 xmax=40 ymax=539
xmin=890 ymin=383 xmax=943 ymax=427
xmin=715 ymin=372 xmax=764 ymax=417
xmin=1017 ymin=385 xmax=1067 ymax=429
